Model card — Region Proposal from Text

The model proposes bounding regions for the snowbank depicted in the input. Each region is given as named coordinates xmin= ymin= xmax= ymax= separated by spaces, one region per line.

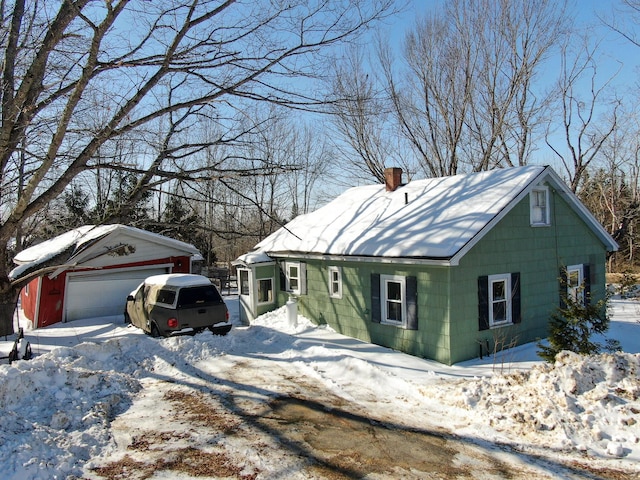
xmin=0 ymin=296 xmax=638 ymax=479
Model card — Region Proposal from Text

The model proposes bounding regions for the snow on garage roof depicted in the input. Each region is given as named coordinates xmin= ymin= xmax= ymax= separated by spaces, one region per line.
xmin=143 ymin=274 xmax=212 ymax=287
xmin=248 ymin=166 xmax=617 ymax=265
xmin=13 ymin=225 xmax=117 ymax=266
xmin=9 ymin=225 xmax=200 ymax=281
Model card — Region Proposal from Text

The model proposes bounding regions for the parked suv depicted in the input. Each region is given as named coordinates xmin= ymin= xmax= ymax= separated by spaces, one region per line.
xmin=125 ymin=274 xmax=231 ymax=337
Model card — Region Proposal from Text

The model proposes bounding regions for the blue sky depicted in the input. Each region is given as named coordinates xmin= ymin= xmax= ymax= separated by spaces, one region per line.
xmin=348 ymin=0 xmax=640 ymax=175
xmin=388 ymin=0 xmax=639 ymax=91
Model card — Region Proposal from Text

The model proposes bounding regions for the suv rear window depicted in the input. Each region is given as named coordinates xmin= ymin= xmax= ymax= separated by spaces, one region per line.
xmin=155 ymin=289 xmax=177 ymax=305
xmin=177 ymin=285 xmax=222 ymax=308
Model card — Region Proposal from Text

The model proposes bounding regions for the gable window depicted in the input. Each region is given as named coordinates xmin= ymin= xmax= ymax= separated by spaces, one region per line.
xmin=530 ymin=186 xmax=550 ymax=226
xmin=257 ymin=277 xmax=274 ymax=304
xmin=283 ymin=261 xmax=307 ymax=295
xmin=478 ymin=273 xmax=521 ymax=330
xmin=328 ymin=266 xmax=342 ymax=299
xmin=371 ymin=274 xmax=418 ymax=330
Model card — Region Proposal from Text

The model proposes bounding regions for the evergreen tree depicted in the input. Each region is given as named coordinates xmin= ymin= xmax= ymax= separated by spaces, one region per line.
xmin=159 ymin=194 xmax=216 ymax=264
xmin=95 ymin=173 xmax=151 ymax=226
xmin=538 ymin=285 xmax=611 ymax=362
xmin=43 ymin=183 xmax=91 ymax=237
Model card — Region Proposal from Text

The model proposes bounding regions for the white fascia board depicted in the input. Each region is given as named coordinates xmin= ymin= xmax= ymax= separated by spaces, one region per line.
xmin=266 ymin=251 xmax=452 ymax=267
xmin=543 ymin=169 xmax=618 ymax=252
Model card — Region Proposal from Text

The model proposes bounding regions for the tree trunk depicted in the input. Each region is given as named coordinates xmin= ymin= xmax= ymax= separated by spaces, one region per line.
xmin=0 ymin=280 xmax=19 ymax=337
xmin=0 ymin=240 xmax=20 ymax=336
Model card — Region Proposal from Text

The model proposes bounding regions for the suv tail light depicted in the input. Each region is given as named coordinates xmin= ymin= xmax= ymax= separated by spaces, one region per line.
xmin=226 ymin=310 xmax=229 ymax=321
xmin=167 ymin=317 xmax=178 ymax=328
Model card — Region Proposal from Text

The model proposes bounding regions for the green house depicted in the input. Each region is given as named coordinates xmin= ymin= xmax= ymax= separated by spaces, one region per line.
xmin=234 ymin=166 xmax=618 ymax=365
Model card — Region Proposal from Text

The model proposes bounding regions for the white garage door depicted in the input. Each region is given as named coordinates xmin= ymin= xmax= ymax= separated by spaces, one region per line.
xmin=65 ymin=267 xmax=168 ymax=322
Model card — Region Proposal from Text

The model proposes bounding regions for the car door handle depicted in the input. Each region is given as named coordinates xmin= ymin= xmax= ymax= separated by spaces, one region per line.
xmin=198 ymin=309 xmax=206 ymax=314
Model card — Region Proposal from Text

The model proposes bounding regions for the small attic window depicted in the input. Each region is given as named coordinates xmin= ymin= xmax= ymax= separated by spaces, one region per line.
xmin=530 ymin=186 xmax=550 ymax=226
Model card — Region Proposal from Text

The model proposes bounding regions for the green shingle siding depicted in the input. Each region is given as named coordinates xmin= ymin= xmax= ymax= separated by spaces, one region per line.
xmin=268 ymin=189 xmax=609 ymax=365
xmin=448 ymin=190 xmax=608 ymax=364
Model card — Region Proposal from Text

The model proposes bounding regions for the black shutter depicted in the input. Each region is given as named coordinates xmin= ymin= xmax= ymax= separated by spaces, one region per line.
xmin=583 ymin=264 xmax=591 ymax=305
xmin=511 ymin=272 xmax=521 ymax=324
xmin=371 ymin=273 xmax=381 ymax=323
xmin=279 ymin=263 xmax=287 ymax=291
xmin=478 ymin=276 xmax=489 ymax=331
xmin=406 ymin=276 xmax=418 ymax=330
xmin=299 ymin=262 xmax=307 ymax=295
xmin=559 ymin=267 xmax=567 ymax=308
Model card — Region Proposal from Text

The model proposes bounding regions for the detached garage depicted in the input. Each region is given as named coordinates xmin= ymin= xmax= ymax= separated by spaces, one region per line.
xmin=10 ymin=225 xmax=202 ymax=328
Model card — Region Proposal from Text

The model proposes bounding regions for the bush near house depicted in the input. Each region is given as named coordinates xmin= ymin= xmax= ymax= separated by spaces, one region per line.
xmin=538 ymin=288 xmax=615 ymax=362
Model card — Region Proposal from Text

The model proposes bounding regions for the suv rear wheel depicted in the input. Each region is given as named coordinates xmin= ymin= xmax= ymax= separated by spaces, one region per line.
xmin=150 ymin=323 xmax=161 ymax=338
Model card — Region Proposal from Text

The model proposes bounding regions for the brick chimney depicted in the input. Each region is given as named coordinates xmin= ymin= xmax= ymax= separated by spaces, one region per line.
xmin=384 ymin=167 xmax=403 ymax=192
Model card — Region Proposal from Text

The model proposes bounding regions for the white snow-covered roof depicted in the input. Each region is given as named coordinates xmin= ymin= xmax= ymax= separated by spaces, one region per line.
xmin=10 ymin=225 xmax=201 ymax=281
xmin=246 ymin=166 xmax=617 ymax=265
xmin=233 ymin=251 xmax=275 ymax=266
xmin=143 ymin=273 xmax=212 ymax=287
xmin=13 ymin=225 xmax=116 ymax=266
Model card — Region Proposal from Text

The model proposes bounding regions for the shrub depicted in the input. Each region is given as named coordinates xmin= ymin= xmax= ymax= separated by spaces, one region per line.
xmin=537 ymin=288 xmax=610 ymax=363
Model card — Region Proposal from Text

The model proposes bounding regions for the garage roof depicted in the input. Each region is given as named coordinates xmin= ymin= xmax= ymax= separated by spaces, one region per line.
xmin=10 ymin=225 xmax=200 ymax=282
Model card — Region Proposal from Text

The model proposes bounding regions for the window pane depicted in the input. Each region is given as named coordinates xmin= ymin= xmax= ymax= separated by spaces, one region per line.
xmin=492 ymin=281 xmax=506 ymax=301
xmin=240 ymin=270 xmax=249 ymax=295
xmin=532 ymin=207 xmax=543 ymax=223
xmin=156 ymin=289 xmax=176 ymax=305
xmin=258 ymin=278 xmax=272 ymax=303
xmin=568 ymin=270 xmax=580 ymax=288
xmin=493 ymin=300 xmax=507 ymax=322
xmin=387 ymin=301 xmax=402 ymax=321
xmin=288 ymin=265 xmax=299 ymax=291
xmin=387 ymin=281 xmax=401 ymax=300
xmin=177 ymin=286 xmax=221 ymax=307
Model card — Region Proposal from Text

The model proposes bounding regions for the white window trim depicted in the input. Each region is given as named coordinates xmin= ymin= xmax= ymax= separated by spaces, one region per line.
xmin=530 ymin=186 xmax=550 ymax=226
xmin=285 ymin=261 xmax=306 ymax=295
xmin=238 ymin=269 xmax=250 ymax=297
xmin=256 ymin=277 xmax=275 ymax=305
xmin=328 ymin=266 xmax=342 ymax=299
xmin=381 ymin=274 xmax=406 ymax=327
xmin=488 ymin=273 xmax=512 ymax=327
xmin=566 ymin=264 xmax=584 ymax=304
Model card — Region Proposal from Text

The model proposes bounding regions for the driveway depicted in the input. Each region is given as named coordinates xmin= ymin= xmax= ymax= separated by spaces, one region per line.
xmin=86 ymin=355 xmax=629 ymax=480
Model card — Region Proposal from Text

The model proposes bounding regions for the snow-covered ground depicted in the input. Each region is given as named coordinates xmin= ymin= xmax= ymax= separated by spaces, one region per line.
xmin=1 ymin=292 xmax=639 ymax=479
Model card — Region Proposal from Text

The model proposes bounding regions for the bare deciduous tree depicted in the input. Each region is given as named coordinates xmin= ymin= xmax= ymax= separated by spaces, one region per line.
xmin=329 ymin=47 xmax=407 ymax=183
xmin=545 ymin=37 xmax=621 ymax=193
xmin=286 ymin=123 xmax=332 ymax=216
xmin=601 ymin=0 xmax=640 ymax=48
xmin=380 ymin=0 xmax=568 ymax=176
xmin=0 ymin=0 xmax=395 ymax=334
